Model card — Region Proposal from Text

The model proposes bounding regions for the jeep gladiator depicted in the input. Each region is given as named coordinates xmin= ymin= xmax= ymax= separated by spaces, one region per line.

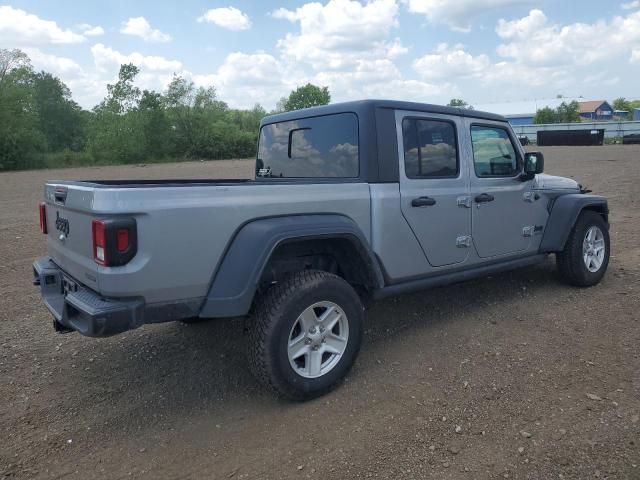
xmin=33 ymin=100 xmax=610 ymax=400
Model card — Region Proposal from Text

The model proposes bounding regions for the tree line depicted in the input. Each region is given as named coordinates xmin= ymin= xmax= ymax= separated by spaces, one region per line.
xmin=0 ymin=48 xmax=331 ymax=171
xmin=533 ymin=98 xmax=640 ymax=124
xmin=533 ymin=101 xmax=581 ymax=124
xmin=447 ymin=97 xmax=639 ymax=125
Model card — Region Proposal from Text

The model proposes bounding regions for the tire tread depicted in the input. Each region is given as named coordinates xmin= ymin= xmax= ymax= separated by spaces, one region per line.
xmin=556 ymin=210 xmax=609 ymax=287
xmin=247 ymin=270 xmax=360 ymax=400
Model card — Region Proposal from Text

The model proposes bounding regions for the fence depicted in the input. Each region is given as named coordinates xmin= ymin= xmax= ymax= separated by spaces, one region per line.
xmin=510 ymin=120 xmax=640 ymax=140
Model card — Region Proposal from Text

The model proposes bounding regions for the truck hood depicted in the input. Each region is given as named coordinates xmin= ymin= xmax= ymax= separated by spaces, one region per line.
xmin=533 ymin=174 xmax=580 ymax=191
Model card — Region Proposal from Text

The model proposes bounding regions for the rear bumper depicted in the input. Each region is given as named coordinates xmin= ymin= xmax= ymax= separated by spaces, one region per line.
xmin=33 ymin=257 xmax=145 ymax=337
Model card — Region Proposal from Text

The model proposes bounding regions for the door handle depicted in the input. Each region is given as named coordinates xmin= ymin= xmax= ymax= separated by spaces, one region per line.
xmin=474 ymin=193 xmax=495 ymax=203
xmin=411 ymin=196 xmax=437 ymax=207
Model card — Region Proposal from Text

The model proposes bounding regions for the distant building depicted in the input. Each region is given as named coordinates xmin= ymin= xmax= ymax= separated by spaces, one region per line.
xmin=577 ymin=100 xmax=613 ymax=121
xmin=504 ymin=113 xmax=535 ymax=125
xmin=475 ymin=98 xmax=583 ymax=126
xmin=475 ymin=98 xmax=623 ymax=125
xmin=634 ymin=108 xmax=640 ymax=121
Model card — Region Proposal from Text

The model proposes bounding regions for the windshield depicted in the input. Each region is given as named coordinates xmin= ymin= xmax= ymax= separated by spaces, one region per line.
xmin=256 ymin=113 xmax=359 ymax=179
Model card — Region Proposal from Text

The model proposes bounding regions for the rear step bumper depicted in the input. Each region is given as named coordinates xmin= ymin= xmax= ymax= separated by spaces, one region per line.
xmin=33 ymin=257 xmax=144 ymax=337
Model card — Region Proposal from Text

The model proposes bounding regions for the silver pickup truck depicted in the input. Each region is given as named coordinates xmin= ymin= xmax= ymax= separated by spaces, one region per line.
xmin=33 ymin=100 xmax=610 ymax=400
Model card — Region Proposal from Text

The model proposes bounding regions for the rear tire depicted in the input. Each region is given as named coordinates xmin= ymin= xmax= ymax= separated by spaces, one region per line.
xmin=556 ymin=210 xmax=610 ymax=287
xmin=248 ymin=270 xmax=364 ymax=401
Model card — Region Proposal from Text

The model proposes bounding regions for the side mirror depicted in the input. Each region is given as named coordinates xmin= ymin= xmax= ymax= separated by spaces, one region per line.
xmin=522 ymin=151 xmax=544 ymax=179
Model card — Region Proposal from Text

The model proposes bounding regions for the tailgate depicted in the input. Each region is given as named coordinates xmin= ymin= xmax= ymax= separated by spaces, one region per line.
xmin=43 ymin=183 xmax=99 ymax=290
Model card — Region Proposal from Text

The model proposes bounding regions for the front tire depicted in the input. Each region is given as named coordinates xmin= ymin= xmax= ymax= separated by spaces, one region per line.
xmin=248 ymin=270 xmax=364 ymax=401
xmin=556 ymin=210 xmax=610 ymax=287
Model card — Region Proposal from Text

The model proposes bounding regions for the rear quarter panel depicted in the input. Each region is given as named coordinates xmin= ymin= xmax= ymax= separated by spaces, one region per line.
xmin=89 ymin=183 xmax=372 ymax=304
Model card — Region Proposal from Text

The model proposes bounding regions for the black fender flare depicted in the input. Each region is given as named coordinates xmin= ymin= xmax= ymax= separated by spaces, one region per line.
xmin=199 ymin=214 xmax=384 ymax=318
xmin=539 ymin=194 xmax=609 ymax=253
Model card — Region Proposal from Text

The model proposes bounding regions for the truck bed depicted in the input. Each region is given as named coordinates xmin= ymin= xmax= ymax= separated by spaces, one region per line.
xmin=54 ymin=178 xmax=253 ymax=188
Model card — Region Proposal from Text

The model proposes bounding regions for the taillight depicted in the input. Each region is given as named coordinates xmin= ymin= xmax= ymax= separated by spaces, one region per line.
xmin=91 ymin=218 xmax=137 ymax=266
xmin=39 ymin=202 xmax=47 ymax=234
xmin=92 ymin=220 xmax=107 ymax=265
xmin=116 ymin=228 xmax=129 ymax=252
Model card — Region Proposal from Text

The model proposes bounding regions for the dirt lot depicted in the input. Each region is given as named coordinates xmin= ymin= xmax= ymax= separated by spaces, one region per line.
xmin=1 ymin=146 xmax=639 ymax=480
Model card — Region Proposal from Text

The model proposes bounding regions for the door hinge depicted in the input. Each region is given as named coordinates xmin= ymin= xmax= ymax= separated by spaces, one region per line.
xmin=457 ymin=196 xmax=471 ymax=208
xmin=522 ymin=226 xmax=535 ymax=237
xmin=456 ymin=235 xmax=472 ymax=248
xmin=523 ymin=191 xmax=534 ymax=203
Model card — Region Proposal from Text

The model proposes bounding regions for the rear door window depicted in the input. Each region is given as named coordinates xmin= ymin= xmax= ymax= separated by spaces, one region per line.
xmin=402 ymin=118 xmax=458 ymax=178
xmin=257 ymin=113 xmax=359 ymax=178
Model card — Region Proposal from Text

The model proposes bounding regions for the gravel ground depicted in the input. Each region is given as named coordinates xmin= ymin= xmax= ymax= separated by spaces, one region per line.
xmin=1 ymin=146 xmax=639 ymax=479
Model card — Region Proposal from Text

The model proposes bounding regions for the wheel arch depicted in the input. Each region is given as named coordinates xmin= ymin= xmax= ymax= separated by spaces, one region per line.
xmin=199 ymin=215 xmax=384 ymax=318
xmin=539 ymin=194 xmax=609 ymax=253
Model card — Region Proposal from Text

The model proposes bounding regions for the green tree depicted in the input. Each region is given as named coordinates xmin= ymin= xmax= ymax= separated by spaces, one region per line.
xmin=0 ymin=50 xmax=297 ymax=170
xmin=227 ymin=103 xmax=267 ymax=132
xmin=283 ymin=83 xmax=330 ymax=111
xmin=31 ymin=71 xmax=86 ymax=151
xmin=612 ymin=97 xmax=634 ymax=119
xmin=613 ymin=97 xmax=631 ymax=112
xmin=138 ymin=89 xmax=170 ymax=159
xmin=273 ymin=96 xmax=288 ymax=114
xmin=0 ymin=48 xmax=44 ymax=170
xmin=162 ymin=75 xmax=261 ymax=159
xmin=447 ymin=98 xmax=473 ymax=109
xmin=534 ymin=101 xmax=580 ymax=124
xmin=555 ymin=101 xmax=581 ymax=123
xmin=163 ymin=75 xmax=228 ymax=157
xmin=88 ymin=64 xmax=145 ymax=164
xmin=102 ymin=63 xmax=141 ymax=114
xmin=533 ymin=107 xmax=557 ymax=124
xmin=0 ymin=48 xmax=29 ymax=88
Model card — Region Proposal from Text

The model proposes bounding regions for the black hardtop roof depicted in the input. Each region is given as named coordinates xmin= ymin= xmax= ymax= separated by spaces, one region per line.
xmin=261 ymin=99 xmax=507 ymax=125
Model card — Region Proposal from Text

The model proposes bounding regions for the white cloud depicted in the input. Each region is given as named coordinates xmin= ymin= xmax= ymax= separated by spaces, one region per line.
xmin=23 ymin=48 xmax=84 ymax=76
xmin=410 ymin=41 xmax=565 ymax=95
xmin=313 ymin=58 xmax=457 ymax=102
xmin=482 ymin=61 xmax=572 ymax=89
xmin=496 ymin=9 xmax=640 ymax=67
xmin=272 ymin=0 xmax=403 ymax=71
xmin=0 ymin=5 xmax=85 ymax=45
xmin=439 ymin=7 xmax=640 ymax=102
xmin=622 ymin=1 xmax=640 ymax=10
xmin=91 ymin=43 xmax=182 ymax=72
xmin=632 ymin=49 xmax=640 ymax=62
xmin=120 ymin=17 xmax=171 ymax=43
xmin=413 ymin=43 xmax=491 ymax=80
xmin=402 ymin=0 xmax=534 ymax=31
xmin=267 ymin=0 xmax=457 ymax=105
xmin=194 ymin=52 xmax=295 ymax=108
xmin=407 ymin=7 xmax=640 ymax=100
xmin=495 ymin=8 xmax=547 ymax=39
xmin=81 ymin=25 xmax=105 ymax=37
xmin=17 ymin=48 xmax=107 ymax=107
xmin=197 ymin=7 xmax=252 ymax=31
xmin=88 ymin=44 xmax=185 ymax=106
xmin=210 ymin=52 xmax=283 ymax=86
xmin=267 ymin=0 xmax=459 ymax=105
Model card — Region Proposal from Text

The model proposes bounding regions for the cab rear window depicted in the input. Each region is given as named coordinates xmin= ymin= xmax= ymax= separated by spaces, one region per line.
xmin=256 ymin=113 xmax=359 ymax=178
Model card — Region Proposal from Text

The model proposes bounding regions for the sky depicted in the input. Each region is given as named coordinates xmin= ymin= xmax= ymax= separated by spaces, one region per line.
xmin=1 ymin=0 xmax=640 ymax=112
